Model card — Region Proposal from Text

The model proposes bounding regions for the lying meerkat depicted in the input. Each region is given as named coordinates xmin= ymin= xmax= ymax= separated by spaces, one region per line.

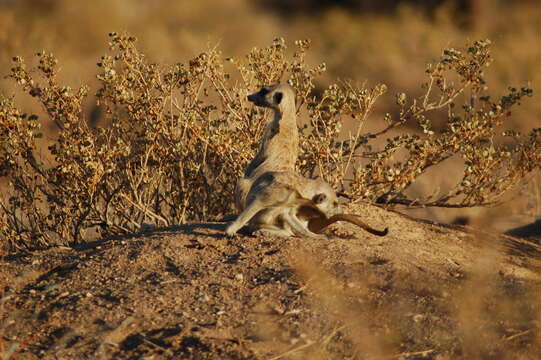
xmin=235 ymin=84 xmax=298 ymax=212
xmin=226 ymin=171 xmax=388 ymax=238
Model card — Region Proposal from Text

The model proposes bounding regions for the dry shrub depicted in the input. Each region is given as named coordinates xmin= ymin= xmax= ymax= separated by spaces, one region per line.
xmin=0 ymin=34 xmax=539 ymax=250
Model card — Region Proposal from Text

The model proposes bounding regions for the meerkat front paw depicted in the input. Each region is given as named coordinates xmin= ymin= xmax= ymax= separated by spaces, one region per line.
xmin=225 ymin=224 xmax=239 ymax=237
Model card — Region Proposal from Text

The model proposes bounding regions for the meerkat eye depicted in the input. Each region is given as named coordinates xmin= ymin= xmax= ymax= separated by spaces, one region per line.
xmin=312 ymin=193 xmax=326 ymax=204
xmin=259 ymin=88 xmax=269 ymax=96
xmin=273 ymin=92 xmax=283 ymax=104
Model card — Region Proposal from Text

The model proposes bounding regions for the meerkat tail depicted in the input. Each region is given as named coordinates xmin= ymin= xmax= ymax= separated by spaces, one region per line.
xmin=308 ymin=214 xmax=388 ymax=236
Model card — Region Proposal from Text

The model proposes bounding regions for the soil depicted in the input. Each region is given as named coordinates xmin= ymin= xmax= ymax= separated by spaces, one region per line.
xmin=2 ymin=204 xmax=541 ymax=359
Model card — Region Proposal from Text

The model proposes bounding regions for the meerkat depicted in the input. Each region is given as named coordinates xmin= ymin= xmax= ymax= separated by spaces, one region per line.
xmin=226 ymin=171 xmax=388 ymax=238
xmin=235 ymin=83 xmax=299 ymax=212
xmin=226 ymin=171 xmax=336 ymax=239
xmin=227 ymin=84 xmax=387 ymax=238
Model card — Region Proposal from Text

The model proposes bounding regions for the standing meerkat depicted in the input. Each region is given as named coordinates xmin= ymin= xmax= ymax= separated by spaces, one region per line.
xmin=235 ymin=84 xmax=299 ymax=212
xmin=226 ymin=171 xmax=388 ymax=238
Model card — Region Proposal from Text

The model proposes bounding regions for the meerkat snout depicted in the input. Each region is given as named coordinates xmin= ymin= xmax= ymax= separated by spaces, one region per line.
xmin=247 ymin=84 xmax=285 ymax=108
xmin=247 ymin=87 xmax=268 ymax=103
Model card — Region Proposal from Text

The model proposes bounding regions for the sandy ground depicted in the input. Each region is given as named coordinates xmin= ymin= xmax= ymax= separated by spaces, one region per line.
xmin=2 ymin=204 xmax=541 ymax=359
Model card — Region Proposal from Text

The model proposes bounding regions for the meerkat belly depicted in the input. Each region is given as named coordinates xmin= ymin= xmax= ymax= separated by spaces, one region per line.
xmin=262 ymin=138 xmax=298 ymax=169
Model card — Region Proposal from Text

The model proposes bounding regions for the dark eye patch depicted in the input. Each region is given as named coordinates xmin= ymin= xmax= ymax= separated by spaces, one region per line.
xmin=259 ymin=87 xmax=269 ymax=96
xmin=312 ymin=193 xmax=327 ymax=204
xmin=273 ymin=92 xmax=283 ymax=104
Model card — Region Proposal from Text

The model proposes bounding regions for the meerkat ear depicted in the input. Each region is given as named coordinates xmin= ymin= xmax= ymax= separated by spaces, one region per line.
xmin=312 ymin=193 xmax=327 ymax=204
xmin=273 ymin=92 xmax=283 ymax=105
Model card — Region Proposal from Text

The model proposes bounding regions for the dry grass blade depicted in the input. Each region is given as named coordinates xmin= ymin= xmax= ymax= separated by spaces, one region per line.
xmin=504 ymin=329 xmax=533 ymax=342
xmin=383 ymin=349 xmax=435 ymax=359
xmin=266 ymin=340 xmax=316 ymax=360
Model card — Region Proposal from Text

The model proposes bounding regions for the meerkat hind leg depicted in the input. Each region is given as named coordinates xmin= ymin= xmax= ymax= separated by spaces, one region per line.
xmin=283 ymin=209 xmax=328 ymax=240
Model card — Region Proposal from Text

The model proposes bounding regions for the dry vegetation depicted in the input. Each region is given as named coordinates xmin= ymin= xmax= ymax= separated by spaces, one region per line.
xmin=0 ymin=33 xmax=539 ymax=251
xmin=0 ymin=1 xmax=540 ymax=233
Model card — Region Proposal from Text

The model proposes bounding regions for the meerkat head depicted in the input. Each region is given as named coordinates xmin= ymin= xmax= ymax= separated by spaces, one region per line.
xmin=247 ymin=83 xmax=296 ymax=113
xmin=310 ymin=182 xmax=340 ymax=217
xmin=294 ymin=188 xmax=340 ymax=230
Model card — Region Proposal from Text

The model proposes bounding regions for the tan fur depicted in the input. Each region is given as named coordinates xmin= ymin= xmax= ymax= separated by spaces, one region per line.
xmin=235 ymin=84 xmax=298 ymax=211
